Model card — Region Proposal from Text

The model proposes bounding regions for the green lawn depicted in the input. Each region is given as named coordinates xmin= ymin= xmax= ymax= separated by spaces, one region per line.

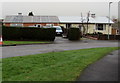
xmin=2 ymin=47 xmax=119 ymax=81
xmin=3 ymin=41 xmax=52 ymax=45
xmin=0 ymin=59 xmax=2 ymax=82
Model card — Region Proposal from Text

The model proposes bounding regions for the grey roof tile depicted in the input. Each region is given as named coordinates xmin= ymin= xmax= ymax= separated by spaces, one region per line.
xmin=4 ymin=15 xmax=113 ymax=24
xmin=4 ymin=15 xmax=60 ymax=23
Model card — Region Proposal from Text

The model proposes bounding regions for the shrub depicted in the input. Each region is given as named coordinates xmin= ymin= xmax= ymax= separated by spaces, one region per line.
xmin=97 ymin=32 xmax=103 ymax=35
xmin=68 ymin=27 xmax=80 ymax=40
xmin=2 ymin=26 xmax=56 ymax=41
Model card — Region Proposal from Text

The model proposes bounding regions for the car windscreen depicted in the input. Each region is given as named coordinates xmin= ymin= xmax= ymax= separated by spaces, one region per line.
xmin=53 ymin=27 xmax=61 ymax=30
xmin=56 ymin=28 xmax=61 ymax=30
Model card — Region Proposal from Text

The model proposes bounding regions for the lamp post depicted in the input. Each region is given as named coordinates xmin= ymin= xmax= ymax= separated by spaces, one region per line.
xmin=108 ymin=2 xmax=113 ymax=40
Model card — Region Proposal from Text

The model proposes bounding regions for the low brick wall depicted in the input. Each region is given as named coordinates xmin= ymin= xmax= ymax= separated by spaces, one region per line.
xmin=86 ymin=34 xmax=120 ymax=40
xmin=98 ymin=35 xmax=120 ymax=40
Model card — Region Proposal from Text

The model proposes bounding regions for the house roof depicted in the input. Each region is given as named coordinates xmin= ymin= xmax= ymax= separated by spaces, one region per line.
xmin=4 ymin=15 xmax=114 ymax=24
xmin=58 ymin=16 xmax=114 ymax=24
xmin=4 ymin=16 xmax=60 ymax=23
xmin=58 ymin=16 xmax=81 ymax=23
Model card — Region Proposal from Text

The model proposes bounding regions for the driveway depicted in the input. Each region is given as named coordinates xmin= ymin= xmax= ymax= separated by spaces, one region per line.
xmin=2 ymin=37 xmax=118 ymax=58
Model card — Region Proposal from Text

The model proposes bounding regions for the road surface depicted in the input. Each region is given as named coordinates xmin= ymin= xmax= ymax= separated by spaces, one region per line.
xmin=2 ymin=37 xmax=118 ymax=58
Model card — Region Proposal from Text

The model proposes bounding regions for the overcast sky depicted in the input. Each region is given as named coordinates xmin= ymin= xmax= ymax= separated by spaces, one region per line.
xmin=1 ymin=2 xmax=118 ymax=19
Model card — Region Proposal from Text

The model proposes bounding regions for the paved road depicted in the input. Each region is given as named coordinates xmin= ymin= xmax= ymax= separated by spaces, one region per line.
xmin=77 ymin=50 xmax=119 ymax=81
xmin=2 ymin=37 xmax=118 ymax=58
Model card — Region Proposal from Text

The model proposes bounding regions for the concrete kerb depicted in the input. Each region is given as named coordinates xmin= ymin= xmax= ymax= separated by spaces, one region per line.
xmin=2 ymin=42 xmax=53 ymax=47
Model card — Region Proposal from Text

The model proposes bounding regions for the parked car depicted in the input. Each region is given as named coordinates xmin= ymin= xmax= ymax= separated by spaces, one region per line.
xmin=52 ymin=26 xmax=63 ymax=35
xmin=43 ymin=24 xmax=53 ymax=28
xmin=42 ymin=25 xmax=63 ymax=35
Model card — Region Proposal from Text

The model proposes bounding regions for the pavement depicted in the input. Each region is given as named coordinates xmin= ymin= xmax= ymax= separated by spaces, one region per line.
xmin=77 ymin=50 xmax=119 ymax=81
xmin=2 ymin=37 xmax=118 ymax=58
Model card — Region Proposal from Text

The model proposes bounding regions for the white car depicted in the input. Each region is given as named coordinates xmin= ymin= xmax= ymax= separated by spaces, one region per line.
xmin=52 ymin=26 xmax=63 ymax=35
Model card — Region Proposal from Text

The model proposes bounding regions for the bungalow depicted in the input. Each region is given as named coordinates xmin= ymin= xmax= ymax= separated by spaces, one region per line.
xmin=3 ymin=13 xmax=116 ymax=35
xmin=3 ymin=13 xmax=60 ymax=27
xmin=58 ymin=15 xmax=115 ymax=35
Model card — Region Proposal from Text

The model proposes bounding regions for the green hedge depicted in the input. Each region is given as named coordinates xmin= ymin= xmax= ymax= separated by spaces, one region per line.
xmin=68 ymin=28 xmax=80 ymax=40
xmin=2 ymin=26 xmax=56 ymax=41
xmin=0 ymin=24 xmax=2 ymax=36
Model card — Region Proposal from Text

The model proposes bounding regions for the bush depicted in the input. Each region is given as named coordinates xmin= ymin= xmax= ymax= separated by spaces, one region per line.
xmin=2 ymin=26 xmax=56 ymax=41
xmin=97 ymin=32 xmax=103 ymax=35
xmin=68 ymin=28 xmax=80 ymax=40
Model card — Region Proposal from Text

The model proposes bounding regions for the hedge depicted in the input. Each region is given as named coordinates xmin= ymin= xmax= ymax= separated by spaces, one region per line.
xmin=0 ymin=24 xmax=2 ymax=36
xmin=68 ymin=28 xmax=80 ymax=40
xmin=2 ymin=26 xmax=56 ymax=41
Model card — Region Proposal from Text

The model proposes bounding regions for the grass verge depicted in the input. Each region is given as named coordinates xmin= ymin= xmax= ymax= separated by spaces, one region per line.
xmin=2 ymin=47 xmax=119 ymax=81
xmin=3 ymin=41 xmax=52 ymax=45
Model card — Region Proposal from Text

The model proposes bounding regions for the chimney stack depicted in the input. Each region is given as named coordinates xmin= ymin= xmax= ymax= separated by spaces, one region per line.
xmin=18 ymin=13 xmax=22 ymax=15
xmin=91 ymin=14 xmax=95 ymax=18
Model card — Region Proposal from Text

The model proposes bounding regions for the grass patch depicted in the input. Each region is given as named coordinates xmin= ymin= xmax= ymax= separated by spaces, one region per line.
xmin=2 ymin=47 xmax=119 ymax=81
xmin=0 ymin=58 xmax=2 ymax=82
xmin=3 ymin=41 xmax=52 ymax=45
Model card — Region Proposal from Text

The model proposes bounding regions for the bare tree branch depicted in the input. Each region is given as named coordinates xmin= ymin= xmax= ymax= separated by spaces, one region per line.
xmin=81 ymin=13 xmax=86 ymax=35
xmin=86 ymin=11 xmax=90 ymax=34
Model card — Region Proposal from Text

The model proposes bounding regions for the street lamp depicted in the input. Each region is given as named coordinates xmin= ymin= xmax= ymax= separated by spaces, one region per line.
xmin=108 ymin=2 xmax=113 ymax=40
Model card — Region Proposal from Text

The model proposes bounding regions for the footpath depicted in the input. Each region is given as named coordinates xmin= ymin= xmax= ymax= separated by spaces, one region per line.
xmin=77 ymin=50 xmax=119 ymax=81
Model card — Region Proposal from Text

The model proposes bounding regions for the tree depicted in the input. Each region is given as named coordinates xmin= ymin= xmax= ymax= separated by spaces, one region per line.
xmin=81 ymin=13 xmax=86 ymax=35
xmin=112 ymin=18 xmax=120 ymax=35
xmin=86 ymin=11 xmax=90 ymax=34
xmin=28 ymin=12 xmax=34 ymax=16
xmin=112 ymin=18 xmax=118 ymax=28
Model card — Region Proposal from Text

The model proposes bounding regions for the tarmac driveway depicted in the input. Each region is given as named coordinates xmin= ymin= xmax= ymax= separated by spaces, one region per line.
xmin=2 ymin=37 xmax=118 ymax=58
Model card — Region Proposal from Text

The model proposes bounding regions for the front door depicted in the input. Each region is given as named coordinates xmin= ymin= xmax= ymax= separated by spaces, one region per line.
xmin=112 ymin=28 xmax=116 ymax=35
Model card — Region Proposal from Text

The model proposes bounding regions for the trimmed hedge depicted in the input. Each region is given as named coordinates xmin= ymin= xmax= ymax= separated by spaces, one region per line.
xmin=2 ymin=26 xmax=56 ymax=41
xmin=0 ymin=24 xmax=2 ymax=36
xmin=68 ymin=28 xmax=80 ymax=40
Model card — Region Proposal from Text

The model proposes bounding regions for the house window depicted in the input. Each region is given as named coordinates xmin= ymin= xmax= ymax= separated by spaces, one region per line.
xmin=45 ymin=24 xmax=54 ymax=28
xmin=10 ymin=24 xmax=23 ymax=27
xmin=117 ymin=30 xmax=119 ymax=34
xmin=96 ymin=24 xmax=106 ymax=30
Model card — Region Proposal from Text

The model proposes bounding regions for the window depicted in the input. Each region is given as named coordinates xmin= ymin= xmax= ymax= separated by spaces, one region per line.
xmin=96 ymin=24 xmax=106 ymax=30
xmin=10 ymin=24 xmax=23 ymax=27
xmin=117 ymin=30 xmax=119 ymax=34
xmin=46 ymin=24 xmax=54 ymax=26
